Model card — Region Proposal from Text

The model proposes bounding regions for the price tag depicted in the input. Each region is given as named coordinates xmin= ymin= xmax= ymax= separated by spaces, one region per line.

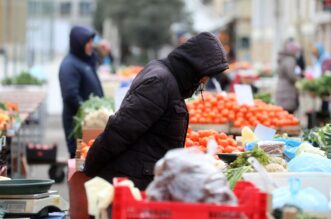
xmin=254 ymin=124 xmax=276 ymax=141
xmin=234 ymin=84 xmax=254 ymax=106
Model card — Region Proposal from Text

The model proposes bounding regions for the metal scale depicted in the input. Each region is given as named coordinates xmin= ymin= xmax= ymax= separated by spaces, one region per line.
xmin=0 ymin=190 xmax=68 ymax=218
xmin=0 ymin=135 xmax=68 ymax=218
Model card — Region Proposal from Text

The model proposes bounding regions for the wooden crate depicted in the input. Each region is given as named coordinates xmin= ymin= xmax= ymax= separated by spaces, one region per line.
xmin=190 ymin=123 xmax=230 ymax=133
xmin=279 ymin=125 xmax=301 ymax=136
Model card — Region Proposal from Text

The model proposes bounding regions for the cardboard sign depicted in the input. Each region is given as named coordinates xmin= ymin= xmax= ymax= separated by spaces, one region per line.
xmin=234 ymin=84 xmax=254 ymax=106
xmin=254 ymin=124 xmax=276 ymax=141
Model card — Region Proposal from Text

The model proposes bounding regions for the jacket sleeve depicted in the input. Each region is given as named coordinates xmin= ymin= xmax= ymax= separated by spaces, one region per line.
xmin=59 ymin=63 xmax=83 ymax=112
xmin=84 ymin=76 xmax=168 ymax=176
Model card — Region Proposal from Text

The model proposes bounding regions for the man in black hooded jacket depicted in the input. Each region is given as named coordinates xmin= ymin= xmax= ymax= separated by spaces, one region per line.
xmin=84 ymin=32 xmax=228 ymax=190
xmin=59 ymin=26 xmax=104 ymax=158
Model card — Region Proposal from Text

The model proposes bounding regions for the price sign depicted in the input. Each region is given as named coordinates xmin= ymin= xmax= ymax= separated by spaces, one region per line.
xmin=234 ymin=84 xmax=254 ymax=106
xmin=254 ymin=124 xmax=276 ymax=141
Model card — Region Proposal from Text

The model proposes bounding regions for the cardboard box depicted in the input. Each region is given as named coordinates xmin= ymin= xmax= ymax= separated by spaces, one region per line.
xmin=82 ymin=128 xmax=103 ymax=143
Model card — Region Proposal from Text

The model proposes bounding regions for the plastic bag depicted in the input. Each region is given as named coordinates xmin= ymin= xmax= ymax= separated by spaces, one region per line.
xmin=288 ymin=153 xmax=331 ymax=172
xmin=274 ymin=138 xmax=301 ymax=160
xmin=146 ymin=148 xmax=237 ymax=205
xmin=273 ymin=178 xmax=330 ymax=212
xmin=245 ymin=138 xmax=301 ymax=160
xmin=257 ymin=141 xmax=284 ymax=156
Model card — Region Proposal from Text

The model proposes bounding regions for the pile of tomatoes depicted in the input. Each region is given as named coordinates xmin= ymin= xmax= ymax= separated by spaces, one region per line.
xmin=0 ymin=102 xmax=19 ymax=132
xmin=79 ymin=139 xmax=95 ymax=159
xmin=117 ymin=66 xmax=143 ymax=78
xmin=185 ymin=128 xmax=244 ymax=153
xmin=187 ymin=93 xmax=299 ymax=128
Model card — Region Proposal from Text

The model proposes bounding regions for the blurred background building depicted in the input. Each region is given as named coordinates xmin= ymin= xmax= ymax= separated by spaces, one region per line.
xmin=0 ymin=0 xmax=330 ymax=114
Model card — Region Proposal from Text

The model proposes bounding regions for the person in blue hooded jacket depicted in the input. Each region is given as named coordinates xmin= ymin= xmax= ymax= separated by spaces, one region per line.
xmin=312 ymin=43 xmax=330 ymax=78
xmin=59 ymin=26 xmax=104 ymax=158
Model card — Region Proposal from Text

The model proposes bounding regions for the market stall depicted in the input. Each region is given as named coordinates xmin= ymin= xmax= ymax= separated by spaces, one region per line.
xmin=0 ymin=87 xmax=47 ymax=178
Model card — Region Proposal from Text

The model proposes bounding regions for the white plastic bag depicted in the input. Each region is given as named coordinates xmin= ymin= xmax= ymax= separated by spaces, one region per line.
xmin=146 ymin=148 xmax=237 ymax=205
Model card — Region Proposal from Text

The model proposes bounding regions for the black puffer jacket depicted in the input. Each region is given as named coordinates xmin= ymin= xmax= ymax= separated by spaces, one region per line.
xmin=84 ymin=32 xmax=228 ymax=190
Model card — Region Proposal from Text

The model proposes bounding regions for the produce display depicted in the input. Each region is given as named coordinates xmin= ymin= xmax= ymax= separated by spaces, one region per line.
xmin=184 ymin=128 xmax=243 ymax=153
xmin=228 ymin=62 xmax=273 ymax=77
xmin=117 ymin=66 xmax=143 ymax=78
xmin=257 ymin=141 xmax=285 ymax=157
xmin=303 ymin=123 xmax=331 ymax=158
xmin=0 ymin=102 xmax=19 ymax=133
xmin=78 ymin=139 xmax=95 ymax=159
xmin=226 ymin=146 xmax=287 ymax=188
xmin=295 ymin=142 xmax=326 ymax=157
xmin=2 ymin=71 xmax=44 ymax=86
xmin=187 ymin=93 xmax=299 ymax=128
xmin=296 ymin=74 xmax=331 ymax=97
xmin=253 ymin=92 xmax=272 ymax=104
xmin=71 ymin=96 xmax=114 ymax=139
xmin=241 ymin=126 xmax=256 ymax=145
xmin=0 ymin=111 xmax=10 ymax=132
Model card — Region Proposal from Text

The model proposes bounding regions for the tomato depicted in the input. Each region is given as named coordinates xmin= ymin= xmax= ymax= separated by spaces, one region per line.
xmin=219 ymin=117 xmax=228 ymax=124
xmin=218 ymin=139 xmax=228 ymax=147
xmin=81 ymin=146 xmax=89 ymax=158
xmin=198 ymin=137 xmax=209 ymax=147
xmin=216 ymin=94 xmax=224 ymax=101
xmin=233 ymin=120 xmax=243 ymax=128
xmin=223 ymin=146 xmax=235 ymax=153
xmin=228 ymin=113 xmax=235 ymax=121
xmin=198 ymin=130 xmax=209 ymax=138
xmin=228 ymin=138 xmax=237 ymax=146
xmin=217 ymin=146 xmax=224 ymax=153
xmin=88 ymin=139 xmax=95 ymax=147
xmin=81 ymin=142 xmax=88 ymax=148
xmin=190 ymin=132 xmax=199 ymax=141
xmin=190 ymin=117 xmax=198 ymax=123
xmin=185 ymin=138 xmax=194 ymax=147
xmin=218 ymin=132 xmax=227 ymax=139
xmin=186 ymin=91 xmax=299 ymax=128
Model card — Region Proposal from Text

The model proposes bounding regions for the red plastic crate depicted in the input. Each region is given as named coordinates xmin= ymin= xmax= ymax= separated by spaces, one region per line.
xmin=112 ymin=180 xmax=267 ymax=219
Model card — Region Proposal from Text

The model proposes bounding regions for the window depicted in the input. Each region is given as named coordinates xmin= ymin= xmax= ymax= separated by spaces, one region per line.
xmin=202 ymin=0 xmax=212 ymax=5
xmin=60 ymin=2 xmax=72 ymax=16
xmin=240 ymin=37 xmax=250 ymax=49
xmin=79 ymin=1 xmax=93 ymax=16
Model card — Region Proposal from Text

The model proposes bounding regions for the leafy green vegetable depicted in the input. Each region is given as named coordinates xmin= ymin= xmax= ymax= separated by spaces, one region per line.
xmin=296 ymin=75 xmax=331 ymax=97
xmin=303 ymin=123 xmax=331 ymax=156
xmin=226 ymin=166 xmax=252 ymax=189
xmin=274 ymin=133 xmax=289 ymax=139
xmin=70 ymin=96 xmax=115 ymax=139
xmin=230 ymin=146 xmax=270 ymax=168
xmin=254 ymin=92 xmax=272 ymax=104
xmin=2 ymin=71 xmax=44 ymax=86
xmin=0 ymin=103 xmax=7 ymax=110
xmin=226 ymin=146 xmax=270 ymax=188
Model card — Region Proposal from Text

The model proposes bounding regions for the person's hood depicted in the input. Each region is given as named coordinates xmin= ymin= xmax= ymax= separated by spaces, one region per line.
xmin=314 ymin=43 xmax=327 ymax=64
xmin=69 ymin=26 xmax=95 ymax=60
xmin=162 ymin=32 xmax=229 ymax=99
xmin=315 ymin=43 xmax=325 ymax=58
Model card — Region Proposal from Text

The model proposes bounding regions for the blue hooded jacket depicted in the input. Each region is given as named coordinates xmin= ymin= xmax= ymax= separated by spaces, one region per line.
xmin=59 ymin=26 xmax=104 ymax=156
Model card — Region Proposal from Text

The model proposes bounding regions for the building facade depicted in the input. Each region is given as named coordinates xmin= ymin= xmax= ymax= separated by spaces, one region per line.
xmin=203 ymin=0 xmax=331 ymax=66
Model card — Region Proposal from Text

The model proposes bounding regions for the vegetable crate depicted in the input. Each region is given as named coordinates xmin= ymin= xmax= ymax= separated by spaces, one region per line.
xmin=112 ymin=181 xmax=267 ymax=219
